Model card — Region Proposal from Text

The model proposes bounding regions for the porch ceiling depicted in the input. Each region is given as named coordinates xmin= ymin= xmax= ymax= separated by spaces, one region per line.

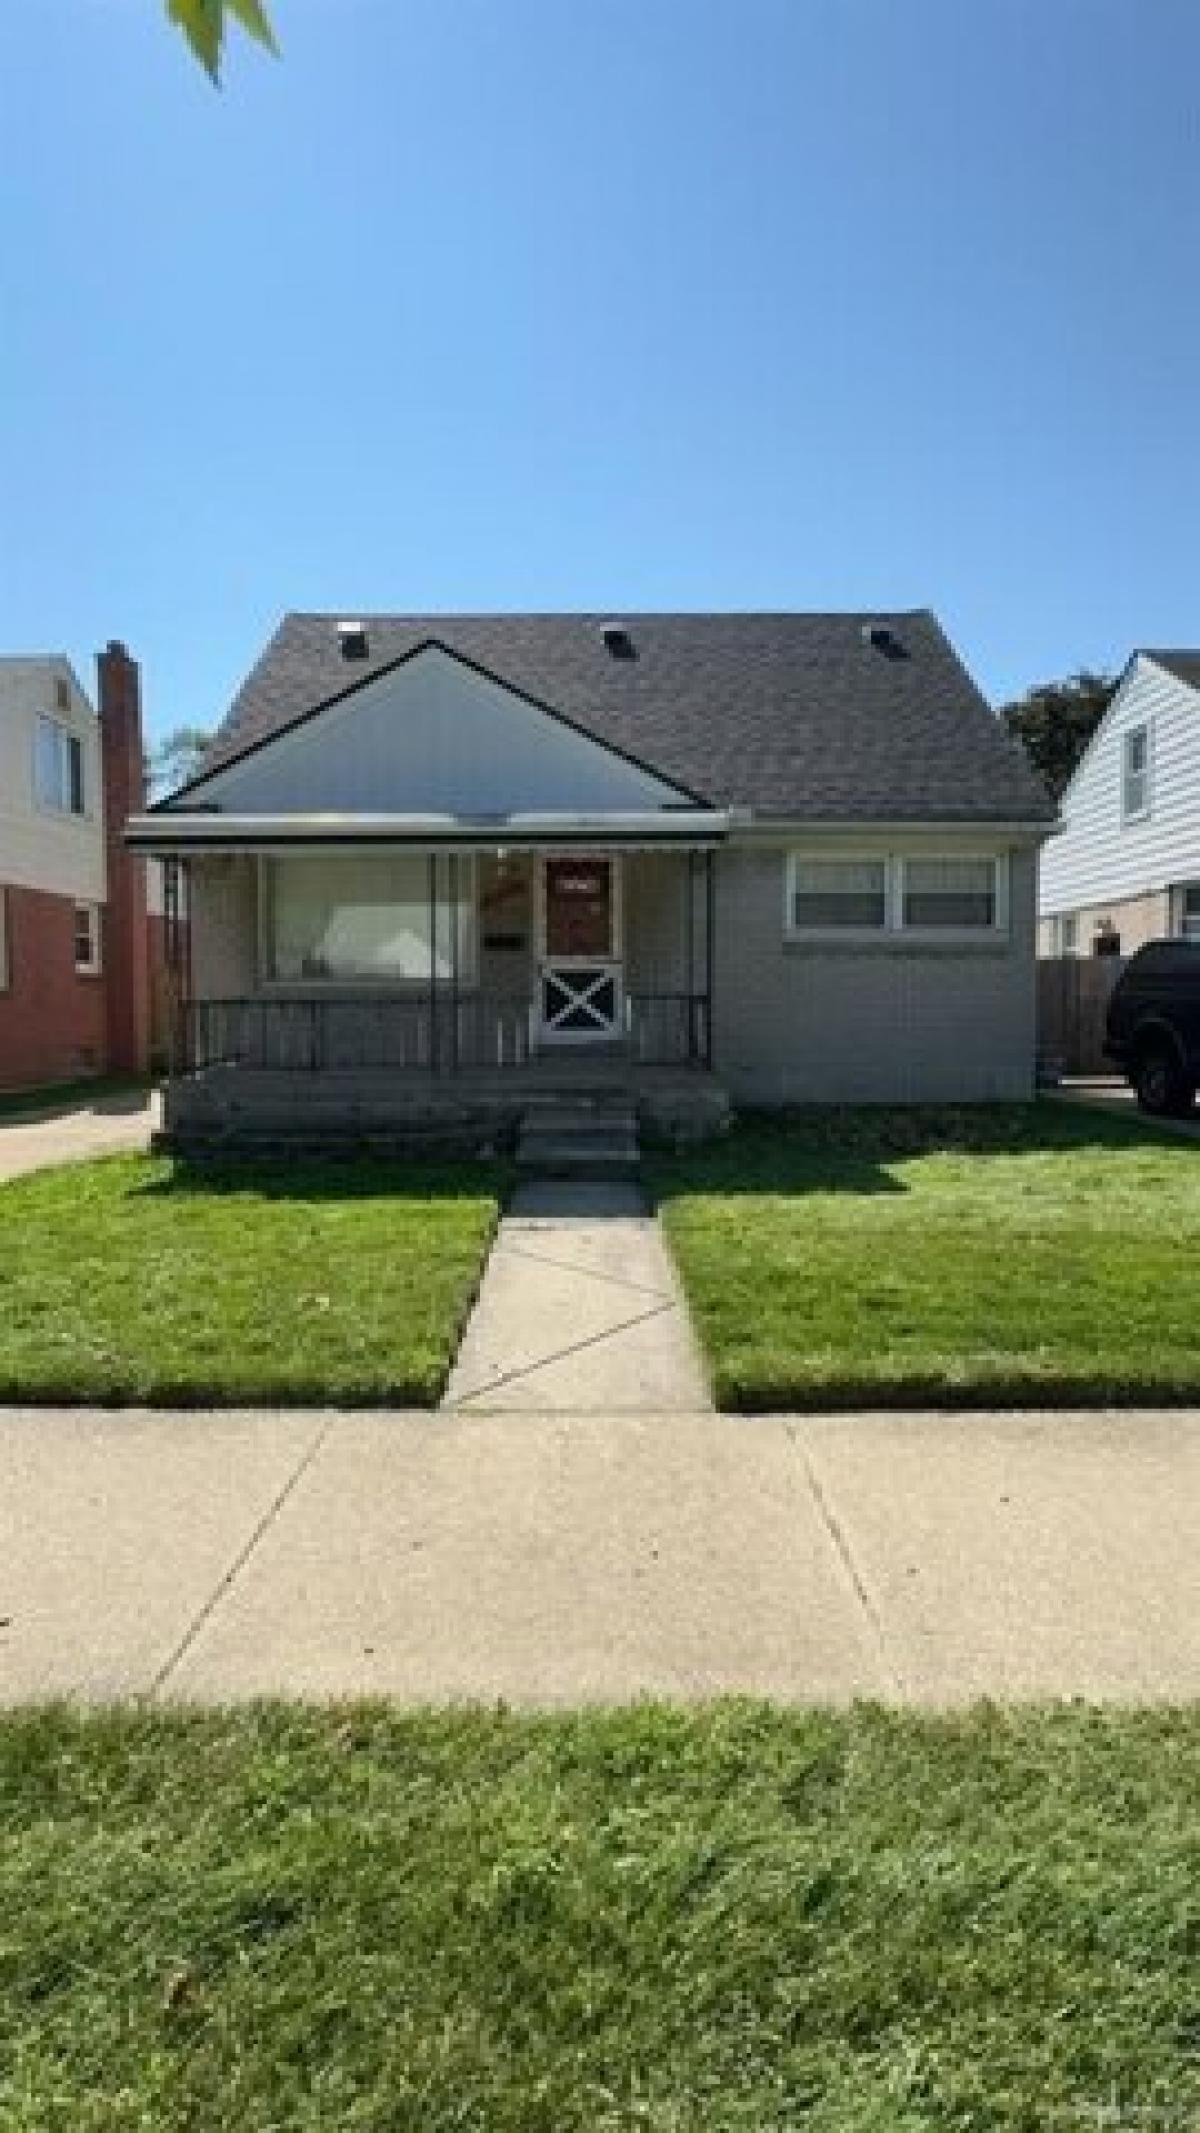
xmin=125 ymin=809 xmax=729 ymax=854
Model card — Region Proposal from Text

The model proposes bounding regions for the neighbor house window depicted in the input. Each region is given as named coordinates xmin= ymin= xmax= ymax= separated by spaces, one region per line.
xmin=1179 ymin=885 xmax=1200 ymax=942
xmin=73 ymin=903 xmax=101 ymax=975
xmin=787 ymin=857 xmax=888 ymax=932
xmin=263 ymin=855 xmax=476 ymax=983
xmin=901 ymin=857 xmax=999 ymax=930
xmin=1122 ymin=725 xmax=1150 ymax=821
xmin=1055 ymin=913 xmax=1079 ymax=955
xmin=35 ymin=717 xmax=85 ymax=815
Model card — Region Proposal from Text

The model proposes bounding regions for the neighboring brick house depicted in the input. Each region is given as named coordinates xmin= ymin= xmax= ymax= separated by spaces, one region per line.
xmin=128 ymin=610 xmax=1055 ymax=1145
xmin=0 ymin=641 xmax=155 ymax=1091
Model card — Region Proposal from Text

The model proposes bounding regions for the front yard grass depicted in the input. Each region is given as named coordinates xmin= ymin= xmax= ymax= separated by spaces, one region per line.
xmin=3 ymin=1700 xmax=1200 ymax=2130
xmin=649 ymin=1102 xmax=1200 ymax=1410
xmin=0 ymin=1154 xmax=503 ymax=1406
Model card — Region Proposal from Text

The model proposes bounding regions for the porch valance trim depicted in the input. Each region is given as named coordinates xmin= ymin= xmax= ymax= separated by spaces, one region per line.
xmin=126 ymin=809 xmax=730 ymax=854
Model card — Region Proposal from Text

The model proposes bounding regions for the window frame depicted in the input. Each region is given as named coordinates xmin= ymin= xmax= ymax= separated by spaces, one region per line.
xmin=897 ymin=853 xmax=1009 ymax=937
xmin=34 ymin=715 xmax=87 ymax=819
xmin=1177 ymin=884 xmax=1200 ymax=943
xmin=257 ymin=854 xmax=480 ymax=991
xmin=784 ymin=849 xmax=1009 ymax=944
xmin=783 ymin=852 xmax=893 ymax=941
xmin=73 ymin=902 xmax=102 ymax=977
xmin=1121 ymin=723 xmax=1152 ymax=825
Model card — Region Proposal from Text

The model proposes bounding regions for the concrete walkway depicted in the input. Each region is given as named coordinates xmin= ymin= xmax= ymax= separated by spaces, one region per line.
xmin=443 ymin=1181 xmax=711 ymax=1411
xmin=3 ymin=1406 xmax=1200 ymax=1706
xmin=0 ymin=1088 xmax=160 ymax=1182
xmin=1045 ymin=1081 xmax=1200 ymax=1141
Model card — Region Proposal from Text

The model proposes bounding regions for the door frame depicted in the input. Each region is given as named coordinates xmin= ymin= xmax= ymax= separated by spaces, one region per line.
xmin=533 ymin=852 xmax=624 ymax=1046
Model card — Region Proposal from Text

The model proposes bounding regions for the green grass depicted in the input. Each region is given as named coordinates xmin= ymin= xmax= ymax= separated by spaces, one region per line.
xmin=2 ymin=1701 xmax=1200 ymax=2130
xmin=0 ymin=1154 xmax=503 ymax=1406
xmin=649 ymin=1102 xmax=1200 ymax=1411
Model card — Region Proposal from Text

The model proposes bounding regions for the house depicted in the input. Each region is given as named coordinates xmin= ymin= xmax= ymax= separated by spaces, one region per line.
xmin=0 ymin=642 xmax=162 ymax=1092
xmin=1039 ymin=651 xmax=1200 ymax=957
xmin=126 ymin=611 xmax=1053 ymax=1146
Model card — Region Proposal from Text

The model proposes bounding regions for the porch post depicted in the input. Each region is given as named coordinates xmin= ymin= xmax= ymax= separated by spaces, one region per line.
xmin=704 ymin=848 xmax=715 ymax=1069
xmin=686 ymin=850 xmax=697 ymax=1062
xmin=428 ymin=852 xmax=438 ymax=1074
xmin=449 ymin=851 xmax=460 ymax=1072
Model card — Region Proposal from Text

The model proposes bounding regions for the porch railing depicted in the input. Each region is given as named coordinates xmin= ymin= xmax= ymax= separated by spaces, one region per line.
xmin=177 ymin=992 xmax=711 ymax=1075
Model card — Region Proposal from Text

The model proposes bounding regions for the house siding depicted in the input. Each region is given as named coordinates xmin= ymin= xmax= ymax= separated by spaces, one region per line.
xmin=189 ymin=855 xmax=259 ymax=997
xmin=186 ymin=645 xmax=689 ymax=818
xmin=711 ymin=842 xmax=1037 ymax=1103
xmin=1039 ymin=657 xmax=1200 ymax=920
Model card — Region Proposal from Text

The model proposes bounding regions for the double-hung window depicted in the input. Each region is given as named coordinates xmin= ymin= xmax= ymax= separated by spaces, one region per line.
xmin=901 ymin=857 xmax=998 ymax=930
xmin=1179 ymin=885 xmax=1200 ymax=942
xmin=787 ymin=851 xmax=1006 ymax=939
xmin=1122 ymin=725 xmax=1150 ymax=822
xmin=35 ymin=717 xmax=85 ymax=815
xmin=787 ymin=857 xmax=888 ymax=933
xmin=263 ymin=855 xmax=477 ymax=984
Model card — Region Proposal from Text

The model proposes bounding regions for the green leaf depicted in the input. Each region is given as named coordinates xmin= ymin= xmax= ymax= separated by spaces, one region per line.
xmin=165 ymin=0 xmax=279 ymax=82
xmin=225 ymin=0 xmax=280 ymax=56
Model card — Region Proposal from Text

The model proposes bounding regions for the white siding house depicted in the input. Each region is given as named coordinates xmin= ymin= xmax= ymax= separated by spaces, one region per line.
xmin=1039 ymin=652 xmax=1200 ymax=955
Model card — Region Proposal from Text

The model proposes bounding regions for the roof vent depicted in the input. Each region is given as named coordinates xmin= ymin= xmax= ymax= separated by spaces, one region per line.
xmin=861 ymin=623 xmax=908 ymax=660
xmin=601 ymin=623 xmax=636 ymax=661
xmin=337 ymin=619 xmax=369 ymax=662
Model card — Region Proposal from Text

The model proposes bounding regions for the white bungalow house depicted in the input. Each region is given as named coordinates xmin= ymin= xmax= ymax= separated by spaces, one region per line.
xmin=1039 ymin=650 xmax=1200 ymax=957
xmin=126 ymin=610 xmax=1053 ymax=1148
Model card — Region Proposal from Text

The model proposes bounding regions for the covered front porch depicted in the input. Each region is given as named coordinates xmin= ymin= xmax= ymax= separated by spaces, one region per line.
xmin=140 ymin=820 xmax=728 ymax=1150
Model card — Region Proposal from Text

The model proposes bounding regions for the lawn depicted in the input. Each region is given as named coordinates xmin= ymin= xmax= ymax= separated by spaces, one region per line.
xmin=649 ymin=1102 xmax=1200 ymax=1410
xmin=2 ymin=1700 xmax=1199 ymax=2131
xmin=0 ymin=1154 xmax=503 ymax=1406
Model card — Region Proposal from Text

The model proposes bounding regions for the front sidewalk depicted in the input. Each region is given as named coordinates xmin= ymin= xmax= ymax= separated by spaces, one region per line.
xmin=3 ymin=1405 xmax=1200 ymax=1706
xmin=0 ymin=1087 xmax=160 ymax=1181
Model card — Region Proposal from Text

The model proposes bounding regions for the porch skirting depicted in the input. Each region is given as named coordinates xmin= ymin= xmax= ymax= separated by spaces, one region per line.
xmin=158 ymin=1062 xmax=731 ymax=1159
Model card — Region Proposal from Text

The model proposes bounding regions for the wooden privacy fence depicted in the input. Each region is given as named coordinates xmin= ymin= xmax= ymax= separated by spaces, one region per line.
xmin=1037 ymin=956 xmax=1127 ymax=1077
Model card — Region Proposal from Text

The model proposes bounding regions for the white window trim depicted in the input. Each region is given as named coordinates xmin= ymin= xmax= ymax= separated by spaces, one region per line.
xmin=897 ymin=853 xmax=1010 ymax=940
xmin=783 ymin=851 xmax=893 ymax=942
xmin=256 ymin=854 xmax=480 ymax=991
xmin=1175 ymin=882 xmax=1200 ymax=942
xmin=1121 ymin=722 xmax=1153 ymax=826
xmin=74 ymin=902 xmax=102 ymax=977
xmin=34 ymin=715 xmax=88 ymax=820
xmin=785 ymin=851 xmax=1009 ymax=944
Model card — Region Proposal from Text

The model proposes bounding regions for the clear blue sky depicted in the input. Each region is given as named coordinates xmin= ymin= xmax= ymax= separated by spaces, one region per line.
xmin=1 ymin=0 xmax=1197 ymax=748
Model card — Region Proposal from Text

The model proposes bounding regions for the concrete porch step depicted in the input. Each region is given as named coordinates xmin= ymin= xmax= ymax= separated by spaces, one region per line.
xmin=515 ymin=1100 xmax=641 ymax=1179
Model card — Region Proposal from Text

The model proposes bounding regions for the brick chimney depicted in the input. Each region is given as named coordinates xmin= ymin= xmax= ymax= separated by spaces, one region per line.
xmin=97 ymin=640 xmax=150 ymax=1075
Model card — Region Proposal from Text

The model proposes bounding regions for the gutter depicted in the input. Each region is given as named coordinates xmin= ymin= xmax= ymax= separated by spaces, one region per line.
xmin=124 ymin=808 xmax=731 ymax=853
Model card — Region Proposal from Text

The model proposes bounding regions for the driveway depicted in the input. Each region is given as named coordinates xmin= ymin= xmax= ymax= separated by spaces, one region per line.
xmin=0 ymin=1087 xmax=160 ymax=1182
xmin=3 ymin=1405 xmax=1200 ymax=1705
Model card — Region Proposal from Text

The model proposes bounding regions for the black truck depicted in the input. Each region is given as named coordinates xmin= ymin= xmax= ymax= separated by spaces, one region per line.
xmin=1104 ymin=940 xmax=1200 ymax=1116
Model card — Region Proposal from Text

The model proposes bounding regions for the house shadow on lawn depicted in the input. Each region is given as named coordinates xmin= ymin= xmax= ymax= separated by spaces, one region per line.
xmin=646 ymin=1099 xmax=1197 ymax=1205
xmin=133 ymin=1153 xmax=511 ymax=1207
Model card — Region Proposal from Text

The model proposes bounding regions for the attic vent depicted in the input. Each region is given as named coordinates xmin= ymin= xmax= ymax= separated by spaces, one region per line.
xmin=54 ymin=676 xmax=70 ymax=713
xmin=337 ymin=619 xmax=369 ymax=662
xmin=601 ymin=624 xmax=636 ymax=661
xmin=861 ymin=623 xmax=908 ymax=660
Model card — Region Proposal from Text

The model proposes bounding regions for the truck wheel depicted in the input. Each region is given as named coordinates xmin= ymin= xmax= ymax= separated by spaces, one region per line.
xmin=1134 ymin=1044 xmax=1194 ymax=1118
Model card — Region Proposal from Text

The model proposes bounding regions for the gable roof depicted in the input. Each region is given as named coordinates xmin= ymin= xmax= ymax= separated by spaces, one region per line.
xmin=187 ymin=610 xmax=1054 ymax=825
xmin=1143 ymin=650 xmax=1200 ymax=692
